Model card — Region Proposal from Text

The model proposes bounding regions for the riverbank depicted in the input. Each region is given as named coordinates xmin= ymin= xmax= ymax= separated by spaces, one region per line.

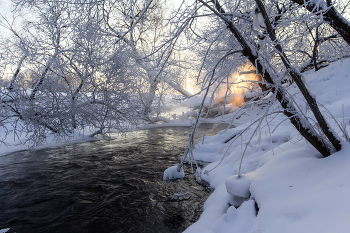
xmin=183 ymin=58 xmax=350 ymax=233
xmin=0 ymin=97 xmax=199 ymax=157
xmin=2 ymin=58 xmax=350 ymax=233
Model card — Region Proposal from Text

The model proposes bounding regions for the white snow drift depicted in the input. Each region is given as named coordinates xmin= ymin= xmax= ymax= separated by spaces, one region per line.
xmin=184 ymin=58 xmax=350 ymax=233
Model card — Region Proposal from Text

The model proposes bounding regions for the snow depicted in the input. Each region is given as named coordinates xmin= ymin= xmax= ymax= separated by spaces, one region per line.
xmin=2 ymin=58 xmax=350 ymax=233
xmin=163 ymin=164 xmax=185 ymax=183
xmin=0 ymin=96 xmax=196 ymax=156
xmin=225 ymin=174 xmax=251 ymax=198
xmin=183 ymin=58 xmax=350 ymax=233
xmin=249 ymin=142 xmax=350 ymax=233
xmin=309 ymin=0 xmax=327 ymax=10
xmin=180 ymin=95 xmax=211 ymax=108
xmin=0 ymin=127 xmax=104 ymax=157
xmin=212 ymin=200 xmax=256 ymax=233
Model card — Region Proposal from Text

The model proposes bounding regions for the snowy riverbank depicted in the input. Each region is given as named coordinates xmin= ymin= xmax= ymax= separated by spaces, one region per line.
xmin=0 ymin=99 xmax=195 ymax=157
xmin=1 ymin=58 xmax=350 ymax=233
xmin=183 ymin=58 xmax=350 ymax=233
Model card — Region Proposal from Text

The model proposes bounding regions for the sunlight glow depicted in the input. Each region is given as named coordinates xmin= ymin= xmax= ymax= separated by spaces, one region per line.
xmin=218 ymin=64 xmax=262 ymax=107
xmin=229 ymin=64 xmax=261 ymax=107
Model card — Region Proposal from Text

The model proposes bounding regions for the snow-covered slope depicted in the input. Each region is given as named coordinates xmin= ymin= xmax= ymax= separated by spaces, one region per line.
xmin=184 ymin=58 xmax=350 ymax=233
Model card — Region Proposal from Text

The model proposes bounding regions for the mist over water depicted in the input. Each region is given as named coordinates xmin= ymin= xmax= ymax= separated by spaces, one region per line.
xmin=0 ymin=127 xmax=212 ymax=233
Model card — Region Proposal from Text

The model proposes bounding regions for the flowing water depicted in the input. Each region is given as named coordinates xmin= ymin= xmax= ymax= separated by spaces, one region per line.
xmin=0 ymin=125 xmax=225 ymax=233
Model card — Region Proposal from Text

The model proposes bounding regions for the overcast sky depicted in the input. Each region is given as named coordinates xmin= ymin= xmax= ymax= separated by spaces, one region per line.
xmin=1 ymin=0 xmax=13 ymax=12
xmin=0 ymin=0 xmax=16 ymax=37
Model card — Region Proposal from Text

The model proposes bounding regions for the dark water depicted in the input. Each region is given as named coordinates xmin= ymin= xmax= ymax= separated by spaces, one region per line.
xmin=0 ymin=127 xmax=216 ymax=233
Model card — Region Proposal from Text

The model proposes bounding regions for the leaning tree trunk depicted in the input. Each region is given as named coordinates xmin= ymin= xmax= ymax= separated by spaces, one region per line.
xmin=199 ymin=0 xmax=336 ymax=157
xmin=143 ymin=76 xmax=160 ymax=118
xmin=255 ymin=0 xmax=341 ymax=153
xmin=30 ymin=28 xmax=60 ymax=100
xmin=161 ymin=77 xmax=191 ymax=97
xmin=8 ymin=55 xmax=27 ymax=90
xmin=291 ymin=0 xmax=350 ymax=46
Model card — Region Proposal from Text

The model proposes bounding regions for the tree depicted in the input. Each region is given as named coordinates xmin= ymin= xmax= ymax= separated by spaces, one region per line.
xmin=290 ymin=0 xmax=350 ymax=45
xmin=101 ymin=0 xmax=192 ymax=121
xmin=0 ymin=0 xmax=144 ymax=145
xmin=1 ymin=0 xmax=349 ymax=151
xmin=159 ymin=0 xmax=350 ymax=167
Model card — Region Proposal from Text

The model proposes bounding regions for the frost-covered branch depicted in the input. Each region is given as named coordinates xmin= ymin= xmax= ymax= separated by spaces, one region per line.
xmin=291 ymin=0 xmax=350 ymax=45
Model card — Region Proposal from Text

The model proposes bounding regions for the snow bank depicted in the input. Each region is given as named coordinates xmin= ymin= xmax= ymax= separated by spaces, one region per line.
xmin=184 ymin=59 xmax=350 ymax=233
xmin=249 ymin=141 xmax=350 ymax=233
xmin=212 ymin=200 xmax=256 ymax=233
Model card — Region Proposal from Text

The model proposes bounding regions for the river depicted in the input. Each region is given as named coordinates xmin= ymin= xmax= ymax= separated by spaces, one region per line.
xmin=0 ymin=126 xmax=219 ymax=233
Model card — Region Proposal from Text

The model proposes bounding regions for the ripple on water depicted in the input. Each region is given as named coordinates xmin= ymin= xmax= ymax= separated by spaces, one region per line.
xmin=0 ymin=127 xmax=212 ymax=233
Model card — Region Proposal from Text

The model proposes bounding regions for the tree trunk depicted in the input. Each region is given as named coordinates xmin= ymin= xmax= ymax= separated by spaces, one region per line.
xmin=30 ymin=27 xmax=60 ymax=100
xmin=291 ymin=0 xmax=350 ymax=46
xmin=29 ymin=56 xmax=55 ymax=100
xmin=255 ymin=0 xmax=341 ymax=153
xmin=161 ymin=77 xmax=191 ymax=97
xmin=199 ymin=0 xmax=333 ymax=157
xmin=143 ymin=77 xmax=159 ymax=117
xmin=8 ymin=55 xmax=27 ymax=90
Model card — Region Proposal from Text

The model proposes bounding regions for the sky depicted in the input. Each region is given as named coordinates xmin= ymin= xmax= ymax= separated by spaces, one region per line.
xmin=0 ymin=0 xmax=13 ymax=15
xmin=0 ymin=0 xmax=16 ymax=38
xmin=0 ymin=0 xmax=12 ymax=8
xmin=0 ymin=0 xmax=190 ymax=36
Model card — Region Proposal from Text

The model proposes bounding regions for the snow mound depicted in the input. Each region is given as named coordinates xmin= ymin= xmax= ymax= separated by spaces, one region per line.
xmin=212 ymin=200 xmax=256 ymax=233
xmin=163 ymin=164 xmax=185 ymax=183
xmin=225 ymin=174 xmax=251 ymax=198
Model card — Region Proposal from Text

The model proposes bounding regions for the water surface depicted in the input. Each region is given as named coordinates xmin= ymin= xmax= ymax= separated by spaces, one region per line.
xmin=0 ymin=127 xmax=214 ymax=233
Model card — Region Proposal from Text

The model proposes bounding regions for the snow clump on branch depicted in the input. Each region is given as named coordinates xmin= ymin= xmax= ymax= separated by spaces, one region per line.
xmin=162 ymin=164 xmax=185 ymax=184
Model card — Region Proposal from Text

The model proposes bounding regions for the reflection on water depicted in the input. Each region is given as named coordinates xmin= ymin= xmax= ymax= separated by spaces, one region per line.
xmin=0 ymin=127 xmax=215 ymax=233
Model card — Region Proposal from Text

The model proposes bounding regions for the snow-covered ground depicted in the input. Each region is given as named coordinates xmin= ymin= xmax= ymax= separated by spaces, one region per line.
xmin=183 ymin=58 xmax=350 ymax=233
